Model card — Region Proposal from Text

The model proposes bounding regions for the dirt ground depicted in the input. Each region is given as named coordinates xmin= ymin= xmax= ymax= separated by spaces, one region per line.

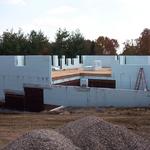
xmin=0 ymin=107 xmax=150 ymax=149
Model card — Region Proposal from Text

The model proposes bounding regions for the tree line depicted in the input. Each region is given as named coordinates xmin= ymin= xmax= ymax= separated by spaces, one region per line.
xmin=0 ymin=28 xmax=150 ymax=56
xmin=123 ymin=28 xmax=150 ymax=55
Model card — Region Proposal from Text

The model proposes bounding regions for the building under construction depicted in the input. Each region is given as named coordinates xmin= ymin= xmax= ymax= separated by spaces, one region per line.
xmin=0 ymin=55 xmax=150 ymax=111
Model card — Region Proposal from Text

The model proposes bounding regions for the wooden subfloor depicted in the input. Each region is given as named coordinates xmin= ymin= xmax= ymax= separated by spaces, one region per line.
xmin=52 ymin=68 xmax=112 ymax=80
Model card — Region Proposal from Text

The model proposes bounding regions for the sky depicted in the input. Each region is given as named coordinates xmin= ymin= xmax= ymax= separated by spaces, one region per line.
xmin=0 ymin=0 xmax=150 ymax=52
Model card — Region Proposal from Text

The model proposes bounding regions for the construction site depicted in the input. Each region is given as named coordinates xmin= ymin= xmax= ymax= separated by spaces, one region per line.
xmin=0 ymin=55 xmax=150 ymax=149
xmin=0 ymin=55 xmax=150 ymax=109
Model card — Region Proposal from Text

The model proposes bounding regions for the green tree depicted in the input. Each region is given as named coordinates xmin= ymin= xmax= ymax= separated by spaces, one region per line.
xmin=67 ymin=30 xmax=85 ymax=57
xmin=0 ymin=29 xmax=28 ymax=54
xmin=122 ymin=39 xmax=138 ymax=55
xmin=138 ymin=28 xmax=150 ymax=54
xmin=123 ymin=28 xmax=150 ymax=55
xmin=0 ymin=35 xmax=3 ymax=54
xmin=95 ymin=36 xmax=119 ymax=55
xmin=52 ymin=28 xmax=70 ymax=57
xmin=28 ymin=30 xmax=50 ymax=54
xmin=83 ymin=40 xmax=96 ymax=55
xmin=52 ymin=28 xmax=85 ymax=58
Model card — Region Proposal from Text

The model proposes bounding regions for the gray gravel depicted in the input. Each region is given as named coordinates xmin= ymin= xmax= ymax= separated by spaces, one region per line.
xmin=1 ymin=129 xmax=80 ymax=150
xmin=57 ymin=116 xmax=150 ymax=150
xmin=2 ymin=116 xmax=150 ymax=150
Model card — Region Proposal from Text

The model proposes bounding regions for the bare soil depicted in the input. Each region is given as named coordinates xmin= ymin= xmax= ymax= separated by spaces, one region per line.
xmin=0 ymin=107 xmax=150 ymax=149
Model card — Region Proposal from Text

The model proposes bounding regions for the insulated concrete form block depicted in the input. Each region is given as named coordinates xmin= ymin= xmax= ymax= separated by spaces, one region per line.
xmin=56 ymin=55 xmax=82 ymax=70
xmin=61 ymin=55 xmax=66 ymax=69
xmin=44 ymin=85 xmax=150 ymax=107
xmin=66 ymin=87 xmax=89 ymax=106
xmin=74 ymin=58 xmax=79 ymax=66
xmin=125 ymin=56 xmax=150 ymax=65
xmin=118 ymin=56 xmax=150 ymax=65
xmin=74 ymin=56 xmax=80 ymax=67
xmin=119 ymin=56 xmax=125 ymax=65
xmin=83 ymin=55 xmax=118 ymax=68
xmin=52 ymin=55 xmax=59 ymax=67
xmin=0 ymin=56 xmax=52 ymax=100
xmin=112 ymin=64 xmax=150 ymax=90
xmin=0 ymin=56 xmax=51 ymax=77
xmin=67 ymin=58 xmax=71 ymax=66
xmin=44 ymin=86 xmax=88 ymax=106
xmin=149 ymin=56 xmax=150 ymax=64
xmin=44 ymin=86 xmax=69 ymax=106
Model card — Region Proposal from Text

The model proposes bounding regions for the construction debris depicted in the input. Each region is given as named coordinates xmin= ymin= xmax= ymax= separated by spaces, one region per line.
xmin=50 ymin=106 xmax=65 ymax=113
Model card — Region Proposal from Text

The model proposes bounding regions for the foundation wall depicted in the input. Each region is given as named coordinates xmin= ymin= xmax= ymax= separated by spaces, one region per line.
xmin=57 ymin=79 xmax=116 ymax=88
xmin=119 ymin=56 xmax=150 ymax=65
xmin=82 ymin=56 xmax=118 ymax=67
xmin=52 ymin=55 xmax=82 ymax=69
xmin=112 ymin=64 xmax=150 ymax=90
xmin=44 ymin=85 xmax=150 ymax=107
xmin=0 ymin=56 xmax=51 ymax=100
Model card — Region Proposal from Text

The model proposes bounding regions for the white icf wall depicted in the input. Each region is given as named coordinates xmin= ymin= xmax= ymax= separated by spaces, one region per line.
xmin=52 ymin=55 xmax=82 ymax=69
xmin=52 ymin=55 xmax=150 ymax=69
xmin=126 ymin=56 xmax=150 ymax=65
xmin=61 ymin=56 xmax=82 ymax=69
xmin=0 ymin=56 xmax=52 ymax=100
xmin=44 ymin=85 xmax=150 ymax=107
xmin=119 ymin=56 xmax=150 ymax=65
xmin=112 ymin=64 xmax=150 ymax=90
xmin=82 ymin=55 xmax=119 ymax=68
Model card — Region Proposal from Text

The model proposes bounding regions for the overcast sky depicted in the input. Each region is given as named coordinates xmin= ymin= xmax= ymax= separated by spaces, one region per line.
xmin=0 ymin=0 xmax=150 ymax=50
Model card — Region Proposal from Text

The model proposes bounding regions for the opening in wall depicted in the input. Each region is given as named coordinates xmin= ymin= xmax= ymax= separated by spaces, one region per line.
xmin=88 ymin=79 xmax=116 ymax=88
xmin=56 ymin=79 xmax=116 ymax=89
xmin=79 ymin=55 xmax=83 ymax=64
xmin=51 ymin=55 xmax=54 ymax=66
xmin=56 ymin=80 xmax=80 ymax=86
xmin=71 ymin=58 xmax=74 ymax=65
xmin=65 ymin=58 xmax=68 ymax=66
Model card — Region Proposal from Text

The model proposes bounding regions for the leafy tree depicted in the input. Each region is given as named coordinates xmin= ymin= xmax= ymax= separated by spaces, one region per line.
xmin=95 ymin=36 xmax=119 ymax=55
xmin=52 ymin=28 xmax=85 ymax=58
xmin=67 ymin=30 xmax=85 ymax=57
xmin=123 ymin=28 xmax=150 ymax=55
xmin=0 ymin=29 xmax=50 ymax=55
xmin=52 ymin=28 xmax=70 ymax=57
xmin=0 ymin=35 xmax=3 ymax=54
xmin=28 ymin=30 xmax=50 ymax=54
xmin=90 ymin=41 xmax=96 ymax=55
xmin=122 ymin=40 xmax=139 ymax=55
xmin=83 ymin=40 xmax=96 ymax=55
xmin=0 ymin=29 xmax=28 ymax=54
xmin=0 ymin=28 xmax=121 ymax=55
xmin=138 ymin=28 xmax=150 ymax=54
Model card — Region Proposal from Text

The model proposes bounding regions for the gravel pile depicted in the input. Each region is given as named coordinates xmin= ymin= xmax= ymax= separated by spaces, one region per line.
xmin=57 ymin=116 xmax=150 ymax=150
xmin=2 ymin=129 xmax=80 ymax=150
xmin=2 ymin=116 xmax=150 ymax=150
